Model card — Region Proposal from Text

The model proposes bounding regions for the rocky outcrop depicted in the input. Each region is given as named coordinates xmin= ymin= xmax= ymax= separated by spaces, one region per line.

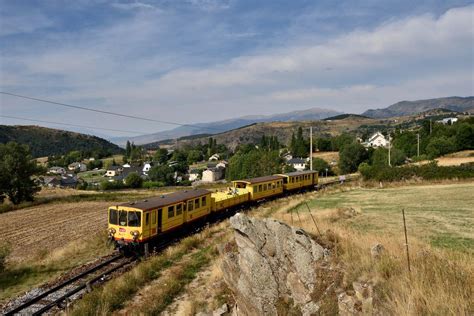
xmin=220 ymin=213 xmax=342 ymax=316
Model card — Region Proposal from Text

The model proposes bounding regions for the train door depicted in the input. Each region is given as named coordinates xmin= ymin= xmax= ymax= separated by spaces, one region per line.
xmin=158 ymin=208 xmax=163 ymax=233
xmin=143 ymin=211 xmax=151 ymax=239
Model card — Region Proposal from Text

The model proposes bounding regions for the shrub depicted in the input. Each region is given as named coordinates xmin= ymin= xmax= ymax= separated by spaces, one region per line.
xmin=100 ymin=180 xmax=126 ymax=190
xmin=125 ymin=173 xmax=143 ymax=188
xmin=360 ymin=162 xmax=474 ymax=182
xmin=142 ymin=181 xmax=164 ymax=188
xmin=0 ymin=242 xmax=11 ymax=272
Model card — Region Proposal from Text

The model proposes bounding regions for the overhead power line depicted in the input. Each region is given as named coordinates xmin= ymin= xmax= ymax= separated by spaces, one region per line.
xmin=0 ymin=91 xmax=221 ymax=131
xmin=0 ymin=114 xmax=150 ymax=135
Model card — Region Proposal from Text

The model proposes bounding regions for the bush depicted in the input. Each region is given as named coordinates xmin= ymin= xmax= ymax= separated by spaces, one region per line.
xmin=339 ymin=142 xmax=369 ymax=174
xmin=311 ymin=157 xmax=334 ymax=176
xmin=100 ymin=180 xmax=126 ymax=190
xmin=0 ymin=242 xmax=11 ymax=272
xmin=125 ymin=173 xmax=143 ymax=188
xmin=360 ymin=162 xmax=474 ymax=182
xmin=142 ymin=181 xmax=164 ymax=189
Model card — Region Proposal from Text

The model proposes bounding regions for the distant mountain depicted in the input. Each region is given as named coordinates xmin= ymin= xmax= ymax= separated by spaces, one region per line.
xmin=0 ymin=125 xmax=124 ymax=158
xmin=324 ymin=114 xmax=370 ymax=121
xmin=110 ymin=107 xmax=342 ymax=146
xmin=362 ymin=96 xmax=474 ymax=118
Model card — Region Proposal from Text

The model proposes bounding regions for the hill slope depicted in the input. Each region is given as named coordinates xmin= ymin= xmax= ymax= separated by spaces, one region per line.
xmin=110 ymin=107 xmax=342 ymax=146
xmin=0 ymin=125 xmax=124 ymax=157
xmin=362 ymin=96 xmax=474 ymax=118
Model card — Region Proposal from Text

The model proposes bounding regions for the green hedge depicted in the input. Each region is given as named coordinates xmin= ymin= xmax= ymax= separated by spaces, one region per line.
xmin=359 ymin=162 xmax=474 ymax=182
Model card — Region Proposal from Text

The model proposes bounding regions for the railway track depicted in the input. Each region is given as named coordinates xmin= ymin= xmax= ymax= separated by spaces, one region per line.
xmin=3 ymin=253 xmax=134 ymax=316
xmin=2 ymin=175 xmax=356 ymax=315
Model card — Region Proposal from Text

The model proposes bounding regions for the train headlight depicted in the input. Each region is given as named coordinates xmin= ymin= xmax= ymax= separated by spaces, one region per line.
xmin=131 ymin=230 xmax=139 ymax=240
xmin=108 ymin=228 xmax=116 ymax=235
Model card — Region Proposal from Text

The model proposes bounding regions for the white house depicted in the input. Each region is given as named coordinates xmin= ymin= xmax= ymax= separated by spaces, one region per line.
xmin=68 ymin=162 xmax=87 ymax=172
xmin=48 ymin=166 xmax=66 ymax=175
xmin=287 ymin=158 xmax=306 ymax=171
xmin=188 ymin=169 xmax=201 ymax=182
xmin=208 ymin=153 xmax=220 ymax=161
xmin=216 ymin=161 xmax=228 ymax=169
xmin=366 ymin=132 xmax=389 ymax=148
xmin=437 ymin=117 xmax=458 ymax=125
xmin=142 ymin=162 xmax=153 ymax=175
xmin=105 ymin=165 xmax=123 ymax=177
xmin=202 ymin=167 xmax=224 ymax=182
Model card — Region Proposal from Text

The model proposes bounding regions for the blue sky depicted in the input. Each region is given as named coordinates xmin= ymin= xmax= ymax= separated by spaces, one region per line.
xmin=0 ymin=0 xmax=473 ymax=137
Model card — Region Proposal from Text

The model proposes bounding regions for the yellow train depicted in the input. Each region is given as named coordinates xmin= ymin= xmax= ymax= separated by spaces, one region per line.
xmin=107 ymin=171 xmax=318 ymax=251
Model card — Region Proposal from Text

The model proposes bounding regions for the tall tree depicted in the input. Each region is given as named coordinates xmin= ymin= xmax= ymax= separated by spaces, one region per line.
xmin=125 ymin=140 xmax=131 ymax=158
xmin=0 ymin=142 xmax=41 ymax=204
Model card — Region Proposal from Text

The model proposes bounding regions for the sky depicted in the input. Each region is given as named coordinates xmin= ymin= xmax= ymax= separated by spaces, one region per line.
xmin=0 ymin=0 xmax=473 ymax=138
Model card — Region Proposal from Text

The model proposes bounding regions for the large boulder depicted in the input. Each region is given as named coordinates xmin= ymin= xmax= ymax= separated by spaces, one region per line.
xmin=220 ymin=213 xmax=339 ymax=316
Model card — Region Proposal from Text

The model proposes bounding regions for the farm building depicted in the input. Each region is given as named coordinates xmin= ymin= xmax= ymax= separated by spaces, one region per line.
xmin=202 ymin=167 xmax=224 ymax=182
xmin=106 ymin=165 xmax=123 ymax=177
xmin=189 ymin=169 xmax=201 ymax=182
xmin=365 ymin=132 xmax=389 ymax=148
xmin=287 ymin=158 xmax=306 ymax=171
xmin=48 ymin=166 xmax=66 ymax=175
xmin=68 ymin=162 xmax=87 ymax=172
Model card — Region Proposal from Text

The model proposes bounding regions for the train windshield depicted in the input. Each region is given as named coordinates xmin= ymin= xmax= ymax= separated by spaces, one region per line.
xmin=109 ymin=209 xmax=118 ymax=225
xmin=119 ymin=210 xmax=128 ymax=226
xmin=128 ymin=211 xmax=141 ymax=227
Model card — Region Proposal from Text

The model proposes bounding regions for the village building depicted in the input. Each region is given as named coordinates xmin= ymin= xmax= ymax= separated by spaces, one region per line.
xmin=188 ymin=169 xmax=201 ymax=182
xmin=48 ymin=166 xmax=66 ymax=175
xmin=68 ymin=162 xmax=87 ymax=172
xmin=287 ymin=158 xmax=307 ymax=171
xmin=437 ymin=117 xmax=458 ymax=125
xmin=105 ymin=165 xmax=123 ymax=177
xmin=142 ymin=162 xmax=153 ymax=175
xmin=208 ymin=153 xmax=220 ymax=161
xmin=365 ymin=132 xmax=389 ymax=148
xmin=202 ymin=167 xmax=224 ymax=182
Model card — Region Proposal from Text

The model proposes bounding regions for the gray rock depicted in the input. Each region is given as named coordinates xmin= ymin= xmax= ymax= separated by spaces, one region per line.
xmin=212 ymin=303 xmax=229 ymax=316
xmin=370 ymin=243 xmax=385 ymax=259
xmin=222 ymin=213 xmax=331 ymax=316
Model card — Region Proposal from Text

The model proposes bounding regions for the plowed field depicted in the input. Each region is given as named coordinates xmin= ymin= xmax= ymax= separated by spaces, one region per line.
xmin=0 ymin=201 xmax=111 ymax=262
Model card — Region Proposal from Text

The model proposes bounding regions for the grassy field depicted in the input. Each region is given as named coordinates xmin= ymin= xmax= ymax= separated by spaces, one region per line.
xmin=292 ymin=182 xmax=474 ymax=253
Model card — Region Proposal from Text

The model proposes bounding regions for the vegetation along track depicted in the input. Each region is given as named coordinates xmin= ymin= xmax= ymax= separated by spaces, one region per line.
xmin=2 ymin=176 xmax=353 ymax=315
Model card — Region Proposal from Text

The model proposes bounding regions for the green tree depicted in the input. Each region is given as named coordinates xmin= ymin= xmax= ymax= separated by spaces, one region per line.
xmin=455 ymin=123 xmax=474 ymax=150
xmin=426 ymin=136 xmax=457 ymax=159
xmin=148 ymin=165 xmax=174 ymax=185
xmin=331 ymin=133 xmax=354 ymax=151
xmin=125 ymin=140 xmax=132 ymax=158
xmin=187 ymin=150 xmax=203 ymax=165
xmin=0 ymin=142 xmax=41 ymax=204
xmin=339 ymin=142 xmax=369 ymax=174
xmin=153 ymin=148 xmax=169 ymax=164
xmin=371 ymin=147 xmax=405 ymax=167
xmin=226 ymin=149 xmax=283 ymax=180
xmin=125 ymin=172 xmax=143 ymax=188
xmin=311 ymin=157 xmax=333 ymax=176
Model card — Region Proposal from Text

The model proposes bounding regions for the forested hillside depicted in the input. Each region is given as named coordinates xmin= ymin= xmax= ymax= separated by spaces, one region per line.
xmin=0 ymin=125 xmax=124 ymax=158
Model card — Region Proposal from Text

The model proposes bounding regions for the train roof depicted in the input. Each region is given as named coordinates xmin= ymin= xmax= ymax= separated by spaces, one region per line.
xmin=278 ymin=170 xmax=318 ymax=177
xmin=118 ymin=188 xmax=211 ymax=211
xmin=233 ymin=175 xmax=284 ymax=185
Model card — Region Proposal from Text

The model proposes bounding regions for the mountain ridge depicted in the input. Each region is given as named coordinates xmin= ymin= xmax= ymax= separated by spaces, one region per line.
xmin=362 ymin=96 xmax=474 ymax=118
xmin=110 ymin=107 xmax=342 ymax=146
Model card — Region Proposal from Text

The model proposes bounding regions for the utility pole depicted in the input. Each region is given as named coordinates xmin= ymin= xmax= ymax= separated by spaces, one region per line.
xmin=417 ymin=133 xmax=420 ymax=157
xmin=388 ymin=135 xmax=391 ymax=167
xmin=310 ymin=126 xmax=313 ymax=171
xmin=430 ymin=119 xmax=432 ymax=135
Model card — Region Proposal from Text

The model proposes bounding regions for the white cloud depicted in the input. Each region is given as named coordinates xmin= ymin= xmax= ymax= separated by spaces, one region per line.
xmin=1 ymin=5 xmax=473 ymax=135
xmin=111 ymin=2 xmax=161 ymax=11
xmin=0 ymin=11 xmax=53 ymax=36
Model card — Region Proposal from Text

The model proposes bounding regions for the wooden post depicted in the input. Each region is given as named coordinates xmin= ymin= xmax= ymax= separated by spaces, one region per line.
xmin=402 ymin=209 xmax=411 ymax=273
xmin=305 ymin=202 xmax=322 ymax=237
xmin=144 ymin=243 xmax=149 ymax=258
xmin=295 ymin=209 xmax=303 ymax=227
xmin=310 ymin=126 xmax=313 ymax=171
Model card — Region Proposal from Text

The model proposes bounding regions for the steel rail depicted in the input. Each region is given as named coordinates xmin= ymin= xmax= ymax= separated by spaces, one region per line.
xmin=4 ymin=254 xmax=123 ymax=316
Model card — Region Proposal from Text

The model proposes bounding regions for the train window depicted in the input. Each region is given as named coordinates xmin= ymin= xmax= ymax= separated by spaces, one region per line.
xmin=145 ymin=213 xmax=150 ymax=226
xmin=188 ymin=200 xmax=194 ymax=211
xmin=168 ymin=205 xmax=175 ymax=218
xmin=128 ymin=211 xmax=141 ymax=227
xmin=176 ymin=204 xmax=183 ymax=215
xmin=119 ymin=210 xmax=127 ymax=226
xmin=152 ymin=211 xmax=156 ymax=224
xmin=201 ymin=196 xmax=207 ymax=207
xmin=109 ymin=209 xmax=118 ymax=225
xmin=195 ymin=198 xmax=200 ymax=209
xmin=259 ymin=184 xmax=263 ymax=192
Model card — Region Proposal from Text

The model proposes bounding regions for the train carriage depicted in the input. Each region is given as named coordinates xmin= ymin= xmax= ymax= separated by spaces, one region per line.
xmin=232 ymin=175 xmax=284 ymax=201
xmin=211 ymin=188 xmax=250 ymax=212
xmin=276 ymin=170 xmax=318 ymax=191
xmin=108 ymin=189 xmax=211 ymax=248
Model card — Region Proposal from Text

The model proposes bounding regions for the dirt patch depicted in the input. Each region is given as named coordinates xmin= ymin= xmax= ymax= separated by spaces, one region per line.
xmin=0 ymin=201 xmax=111 ymax=262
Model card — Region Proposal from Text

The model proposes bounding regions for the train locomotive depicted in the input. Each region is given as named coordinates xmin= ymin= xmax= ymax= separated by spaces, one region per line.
xmin=107 ymin=170 xmax=318 ymax=252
